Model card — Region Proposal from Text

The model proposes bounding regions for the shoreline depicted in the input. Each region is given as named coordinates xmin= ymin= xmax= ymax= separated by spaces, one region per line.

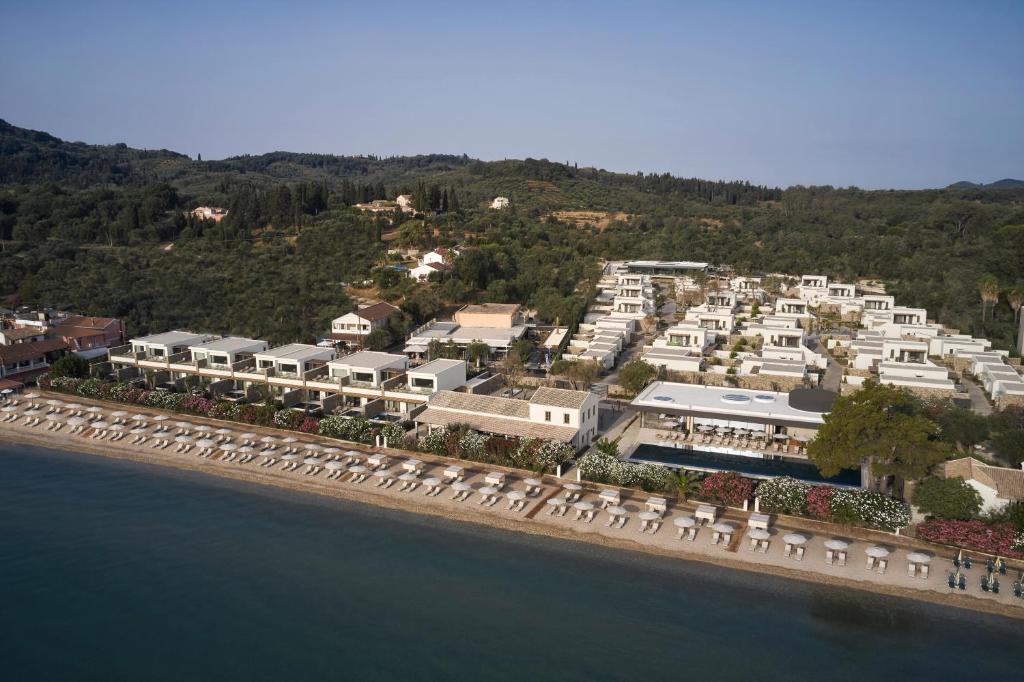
xmin=2 ymin=421 xmax=1022 ymax=622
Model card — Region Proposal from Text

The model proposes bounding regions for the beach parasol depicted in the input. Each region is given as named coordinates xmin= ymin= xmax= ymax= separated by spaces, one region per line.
xmin=1 ymin=406 xmax=17 ymax=413
xmin=91 ymin=421 xmax=110 ymax=429
xmin=479 ymin=485 xmax=499 ymax=496
xmin=109 ymin=410 xmax=128 ymax=418
xmin=451 ymin=481 xmax=473 ymax=492
xmin=524 ymin=478 xmax=542 ymax=487
xmin=86 ymin=406 xmax=104 ymax=414
xmin=422 ymin=476 xmax=441 ymax=487
xmin=573 ymin=501 xmax=595 ymax=511
xmin=219 ymin=442 xmax=238 ymax=451
xmin=562 ymin=483 xmax=582 ymax=491
xmin=606 ymin=505 xmax=627 ymax=516
xmin=783 ymin=533 xmax=808 ymax=545
xmin=130 ymin=427 xmax=149 ymax=435
xmin=673 ymin=516 xmax=696 ymax=528
xmin=66 ymin=416 xmax=86 ymax=426
xmin=546 ymin=497 xmax=567 ymax=508
xmin=303 ymin=456 xmax=322 ymax=465
xmin=281 ymin=436 xmax=298 ymax=444
xmin=824 ymin=539 xmax=849 ymax=551
xmin=174 ymin=434 xmax=194 ymax=443
xmin=906 ymin=552 xmax=931 ymax=564
xmin=325 ymin=461 xmax=345 ymax=471
xmin=712 ymin=522 xmax=736 ymax=533
xmin=46 ymin=399 xmax=64 ymax=407
xmin=131 ymin=414 xmax=148 ymax=422
xmin=507 ymin=490 xmax=526 ymax=501
xmin=195 ymin=439 xmax=216 ymax=449
xmin=281 ymin=453 xmax=301 ymax=461
xmin=865 ymin=546 xmax=890 ymax=558
xmin=638 ymin=511 xmax=661 ymax=522
xmin=747 ymin=528 xmax=770 ymax=540
xmin=152 ymin=415 xmax=169 ymax=422
xmin=348 ymin=465 xmax=368 ymax=474
xmin=192 ymin=424 xmax=212 ymax=433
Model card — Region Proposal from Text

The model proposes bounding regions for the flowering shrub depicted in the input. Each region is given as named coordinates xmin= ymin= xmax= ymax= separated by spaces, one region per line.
xmin=378 ymin=422 xmax=407 ymax=446
xmin=699 ymin=472 xmax=755 ymax=507
xmin=419 ymin=426 xmax=579 ymax=474
xmin=459 ymin=432 xmax=487 ymax=460
xmin=830 ymin=489 xmax=911 ymax=532
xmin=576 ymin=453 xmax=675 ymax=493
xmin=318 ymin=416 xmax=373 ymax=443
xmin=754 ymin=477 xmax=809 ymax=515
xmin=805 ymin=486 xmax=835 ymax=520
xmin=917 ymin=519 xmax=1022 ymax=558
xmin=273 ymin=409 xmax=300 ymax=429
xmin=535 ymin=441 xmax=575 ymax=472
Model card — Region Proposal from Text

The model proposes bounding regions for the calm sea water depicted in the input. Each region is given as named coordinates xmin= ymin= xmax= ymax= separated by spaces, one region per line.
xmin=1 ymin=443 xmax=1020 ymax=681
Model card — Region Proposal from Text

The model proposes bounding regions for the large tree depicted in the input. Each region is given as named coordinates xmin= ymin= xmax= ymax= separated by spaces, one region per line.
xmin=617 ymin=359 xmax=657 ymax=397
xmin=911 ymin=476 xmax=982 ymax=520
xmin=807 ymin=382 xmax=951 ymax=480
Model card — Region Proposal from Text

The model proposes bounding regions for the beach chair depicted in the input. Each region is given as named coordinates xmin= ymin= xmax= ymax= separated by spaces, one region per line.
xmin=614 ymin=516 xmax=627 ymax=529
xmin=748 ymin=537 xmax=759 ymax=551
xmin=712 ymin=531 xmax=721 ymax=545
xmin=1012 ymin=581 xmax=1022 ymax=598
xmin=721 ymin=532 xmax=733 ymax=547
xmin=838 ymin=551 xmax=847 ymax=567
xmin=639 ymin=518 xmax=650 ymax=533
xmin=794 ymin=546 xmax=803 ymax=560
xmin=687 ymin=528 xmax=697 ymax=541
xmin=649 ymin=520 xmax=661 ymax=534
xmin=865 ymin=556 xmax=876 ymax=571
xmin=907 ymin=563 xmax=917 ymax=578
xmin=958 ymin=575 xmax=966 ymax=590
xmin=991 ymin=579 xmax=1000 ymax=594
xmin=605 ymin=515 xmax=616 ymax=527
xmin=826 ymin=550 xmax=835 ymax=565
xmin=783 ymin=543 xmax=793 ymax=558
xmin=876 ymin=559 xmax=887 ymax=574
xmin=920 ymin=564 xmax=929 ymax=579
xmin=948 ymin=574 xmax=956 ymax=589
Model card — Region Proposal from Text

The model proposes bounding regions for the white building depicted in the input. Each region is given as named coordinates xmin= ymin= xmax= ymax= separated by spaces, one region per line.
xmin=491 ymin=197 xmax=510 ymax=209
xmin=939 ymin=458 xmax=1024 ymax=514
xmin=329 ymin=302 xmax=399 ymax=344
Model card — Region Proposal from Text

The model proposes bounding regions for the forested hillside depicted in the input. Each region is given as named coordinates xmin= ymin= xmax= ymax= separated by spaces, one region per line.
xmin=1 ymin=120 xmax=1022 ymax=351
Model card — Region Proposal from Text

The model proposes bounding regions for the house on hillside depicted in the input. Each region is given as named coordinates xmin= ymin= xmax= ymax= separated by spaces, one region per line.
xmin=329 ymin=302 xmax=400 ymax=345
xmin=409 ymin=261 xmax=450 ymax=281
xmin=491 ymin=197 xmax=510 ymax=209
xmin=191 ymin=206 xmax=229 ymax=222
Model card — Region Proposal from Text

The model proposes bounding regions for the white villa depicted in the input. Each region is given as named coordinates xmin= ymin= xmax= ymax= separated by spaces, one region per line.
xmin=415 ymin=386 xmax=600 ymax=450
xmin=329 ymin=302 xmax=399 ymax=344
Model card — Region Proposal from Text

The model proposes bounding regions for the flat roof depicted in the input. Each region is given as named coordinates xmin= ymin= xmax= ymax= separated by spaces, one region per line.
xmin=330 ymin=350 xmax=406 ymax=371
xmin=632 ymin=381 xmax=828 ymax=426
xmin=255 ymin=343 xmax=335 ymax=362
xmin=132 ymin=331 xmax=213 ymax=347
xmin=624 ymin=260 xmax=709 ymax=270
xmin=190 ymin=337 xmax=266 ymax=353
xmin=409 ymin=358 xmax=465 ymax=375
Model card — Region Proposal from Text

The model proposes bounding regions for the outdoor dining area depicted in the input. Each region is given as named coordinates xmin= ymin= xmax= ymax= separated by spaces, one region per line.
xmin=651 ymin=420 xmax=814 ymax=456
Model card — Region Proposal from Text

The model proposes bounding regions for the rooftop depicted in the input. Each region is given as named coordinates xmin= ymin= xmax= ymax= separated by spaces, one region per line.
xmin=940 ymin=458 xmax=1024 ymax=500
xmin=349 ymin=302 xmax=399 ymax=322
xmin=190 ymin=337 xmax=267 ymax=353
xmin=531 ymin=386 xmax=593 ymax=410
xmin=255 ymin=343 xmax=335 ymax=362
xmin=632 ymin=381 xmax=830 ymax=425
xmin=409 ymin=358 xmax=466 ymax=375
xmin=330 ymin=350 xmax=407 ymax=371
xmin=132 ymin=330 xmax=213 ymax=347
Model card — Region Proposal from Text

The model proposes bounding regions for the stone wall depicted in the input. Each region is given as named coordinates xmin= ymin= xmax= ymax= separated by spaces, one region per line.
xmin=663 ymin=369 xmax=803 ymax=392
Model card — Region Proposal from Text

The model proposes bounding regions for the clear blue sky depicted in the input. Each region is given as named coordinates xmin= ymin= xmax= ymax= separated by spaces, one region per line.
xmin=2 ymin=0 xmax=1021 ymax=189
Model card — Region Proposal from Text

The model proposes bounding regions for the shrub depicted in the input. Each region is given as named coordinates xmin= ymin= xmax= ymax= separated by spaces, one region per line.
xmin=755 ymin=477 xmax=809 ymax=515
xmin=917 ymin=519 xmax=1022 ymax=558
xmin=699 ymin=471 xmax=755 ymax=507
xmin=805 ymin=486 xmax=835 ymax=520
xmin=576 ymin=452 xmax=675 ymax=492
xmin=379 ymin=422 xmax=407 ymax=447
xmin=912 ymin=476 xmax=982 ymax=520
xmin=830 ymin=489 xmax=911 ymax=532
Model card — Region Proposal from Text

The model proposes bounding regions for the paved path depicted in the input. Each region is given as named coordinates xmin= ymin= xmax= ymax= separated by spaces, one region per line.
xmin=959 ymin=375 xmax=993 ymax=416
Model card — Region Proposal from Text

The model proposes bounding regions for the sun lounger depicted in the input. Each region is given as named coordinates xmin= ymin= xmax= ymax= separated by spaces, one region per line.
xmin=907 ymin=563 xmax=917 ymax=578
xmin=948 ymin=574 xmax=956 ymax=589
xmin=876 ymin=559 xmax=887 ymax=574
xmin=794 ymin=546 xmax=803 ymax=560
xmin=748 ymin=537 xmax=759 ymax=551
xmin=865 ymin=556 xmax=876 ymax=571
xmin=648 ymin=520 xmax=661 ymax=534
xmin=614 ymin=516 xmax=626 ymax=529
xmin=605 ymin=516 xmax=616 ymax=527
xmin=784 ymin=543 xmax=793 ymax=558
xmin=838 ymin=551 xmax=847 ymax=566
xmin=920 ymin=564 xmax=929 ymax=579
xmin=712 ymin=531 xmax=721 ymax=545
xmin=826 ymin=550 xmax=834 ymax=565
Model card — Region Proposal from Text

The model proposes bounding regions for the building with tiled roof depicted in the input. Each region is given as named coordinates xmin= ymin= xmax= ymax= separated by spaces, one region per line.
xmin=938 ymin=457 xmax=1024 ymax=513
xmin=329 ymin=302 xmax=400 ymax=345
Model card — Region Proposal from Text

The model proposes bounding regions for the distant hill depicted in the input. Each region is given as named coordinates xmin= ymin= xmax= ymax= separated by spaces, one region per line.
xmin=947 ymin=178 xmax=1024 ymax=190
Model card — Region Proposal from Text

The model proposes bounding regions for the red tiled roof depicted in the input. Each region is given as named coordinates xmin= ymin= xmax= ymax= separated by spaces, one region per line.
xmin=355 ymin=302 xmax=399 ymax=322
xmin=0 ymin=338 xmax=68 ymax=363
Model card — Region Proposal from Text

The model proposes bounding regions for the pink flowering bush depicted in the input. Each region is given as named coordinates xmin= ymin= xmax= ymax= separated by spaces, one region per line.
xmin=296 ymin=416 xmax=320 ymax=433
xmin=699 ymin=472 xmax=755 ymax=507
xmin=916 ymin=519 xmax=1022 ymax=558
xmin=805 ymin=486 xmax=835 ymax=520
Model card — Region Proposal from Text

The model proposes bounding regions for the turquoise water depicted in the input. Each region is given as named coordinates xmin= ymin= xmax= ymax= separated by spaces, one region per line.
xmin=0 ymin=443 xmax=1020 ymax=681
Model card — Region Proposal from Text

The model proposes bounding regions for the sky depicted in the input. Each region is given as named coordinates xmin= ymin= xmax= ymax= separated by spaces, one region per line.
xmin=1 ymin=0 xmax=1022 ymax=189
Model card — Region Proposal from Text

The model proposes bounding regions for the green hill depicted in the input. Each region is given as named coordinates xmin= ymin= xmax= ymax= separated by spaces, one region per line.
xmin=1 ymin=121 xmax=1022 ymax=352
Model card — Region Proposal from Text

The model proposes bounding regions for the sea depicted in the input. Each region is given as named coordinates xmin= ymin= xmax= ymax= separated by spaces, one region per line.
xmin=1 ymin=442 xmax=1020 ymax=681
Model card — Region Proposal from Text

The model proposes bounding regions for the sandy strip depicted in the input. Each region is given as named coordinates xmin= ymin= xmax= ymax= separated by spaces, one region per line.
xmin=1 ymin=401 xmax=1022 ymax=621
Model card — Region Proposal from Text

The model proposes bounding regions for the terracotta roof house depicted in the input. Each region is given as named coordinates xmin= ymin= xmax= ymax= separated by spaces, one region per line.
xmin=938 ymin=457 xmax=1024 ymax=513
xmin=49 ymin=315 xmax=126 ymax=359
xmin=329 ymin=302 xmax=400 ymax=344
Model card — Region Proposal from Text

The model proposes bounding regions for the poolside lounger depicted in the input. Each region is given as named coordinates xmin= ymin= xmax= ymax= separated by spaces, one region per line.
xmin=639 ymin=519 xmax=650 ymax=533
xmin=920 ymin=564 xmax=929 ymax=579
xmin=907 ymin=564 xmax=917 ymax=578
xmin=711 ymin=531 xmax=721 ymax=545
xmin=826 ymin=550 xmax=834 ymax=565
xmin=1013 ymin=582 xmax=1022 ymax=597
xmin=838 ymin=551 xmax=847 ymax=566
xmin=958 ymin=575 xmax=966 ymax=590
xmin=614 ymin=516 xmax=626 ymax=529
xmin=648 ymin=521 xmax=661 ymax=534
xmin=876 ymin=559 xmax=887 ymax=574
xmin=783 ymin=543 xmax=792 ymax=558
xmin=605 ymin=516 xmax=616 ymax=527
xmin=865 ymin=556 xmax=876 ymax=571
xmin=794 ymin=546 xmax=803 ymax=560
xmin=748 ymin=538 xmax=759 ymax=551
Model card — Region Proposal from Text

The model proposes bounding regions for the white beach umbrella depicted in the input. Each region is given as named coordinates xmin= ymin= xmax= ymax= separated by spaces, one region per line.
xmin=195 ymin=438 xmax=216 ymax=449
xmin=747 ymin=528 xmax=771 ymax=540
xmin=281 ymin=437 xmax=298 ymax=444
xmin=673 ymin=516 xmax=696 ymax=528
xmin=64 ymin=403 xmax=83 ymax=410
xmin=865 ymin=546 xmax=890 ymax=558
xmin=421 ymin=476 xmax=441 ymax=487
xmin=91 ymin=421 xmax=110 ymax=429
xmin=712 ymin=522 xmax=736 ymax=533
xmin=783 ymin=533 xmax=808 ymax=545
xmin=46 ymin=414 xmax=64 ymax=422
xmin=1 ymin=406 xmax=17 ymax=413
xmin=0 ymin=389 xmax=12 ymax=396
xmin=906 ymin=552 xmax=932 ymax=564
xmin=260 ymin=436 xmax=277 ymax=444
xmin=398 ymin=472 xmax=418 ymax=482
xmin=131 ymin=414 xmax=148 ymax=422
xmin=638 ymin=511 xmax=661 ymax=522
xmin=479 ymin=485 xmax=499 ymax=496
xmin=239 ymin=432 xmax=257 ymax=440
xmin=322 ymin=447 xmax=341 ymax=456
xmin=824 ymin=539 xmax=849 ymax=551
xmin=281 ymin=453 xmax=301 ymax=461
xmin=66 ymin=416 xmax=86 ymax=426
xmin=86 ymin=406 xmax=104 ymax=414
xmin=192 ymin=424 xmax=213 ymax=433
xmin=325 ymin=461 xmax=345 ymax=471
xmin=46 ymin=399 xmax=64 ymax=407
xmin=573 ymin=501 xmax=595 ymax=512
xmin=219 ymin=442 xmax=238 ymax=451
xmin=606 ymin=505 xmax=627 ymax=516
xmin=524 ymin=478 xmax=543 ymax=487
xmin=348 ymin=465 xmax=368 ymax=474
xmin=174 ymin=421 xmax=192 ymax=429
xmin=237 ymin=446 xmax=255 ymax=455
xmin=773 ymin=433 xmax=789 ymax=441
xmin=452 ymin=481 xmax=473 ymax=492
xmin=562 ymin=483 xmax=582 ymax=492
xmin=174 ymin=435 xmax=194 ymax=444
xmin=303 ymin=443 xmax=322 ymax=452
xmin=130 ymin=427 xmax=149 ymax=435
xmin=109 ymin=410 xmax=128 ymax=418
xmin=24 ymin=392 xmax=40 ymax=399
xmin=152 ymin=415 xmax=169 ymax=422
xmin=107 ymin=423 xmax=125 ymax=431
xmin=507 ymin=490 xmax=526 ymax=501
xmin=303 ymin=456 xmax=322 ymax=465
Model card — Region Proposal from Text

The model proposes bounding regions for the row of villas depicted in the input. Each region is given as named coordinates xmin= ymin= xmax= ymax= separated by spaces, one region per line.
xmin=101 ymin=327 xmax=600 ymax=449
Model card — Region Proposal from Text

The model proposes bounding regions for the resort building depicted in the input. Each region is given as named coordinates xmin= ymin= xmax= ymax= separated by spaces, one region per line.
xmin=414 ymin=386 xmax=600 ymax=449
xmin=328 ymin=302 xmax=399 ymax=345
xmin=408 ymin=261 xmax=450 ymax=281
xmin=491 ymin=197 xmax=510 ymax=209
xmin=622 ymin=260 xmax=710 ymax=276
xmin=190 ymin=206 xmax=228 ymax=222
xmin=404 ymin=305 xmax=528 ymax=361
xmin=0 ymin=337 xmax=68 ymax=389
xmin=938 ymin=458 xmax=1024 ymax=513
xmin=48 ymin=315 xmax=126 ymax=359
xmin=628 ymin=381 xmax=857 ymax=486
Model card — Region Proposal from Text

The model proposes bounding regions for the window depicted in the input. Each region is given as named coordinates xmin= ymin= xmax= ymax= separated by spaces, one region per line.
xmin=563 ymin=413 xmax=570 ymax=424
xmin=544 ymin=411 xmax=551 ymax=422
